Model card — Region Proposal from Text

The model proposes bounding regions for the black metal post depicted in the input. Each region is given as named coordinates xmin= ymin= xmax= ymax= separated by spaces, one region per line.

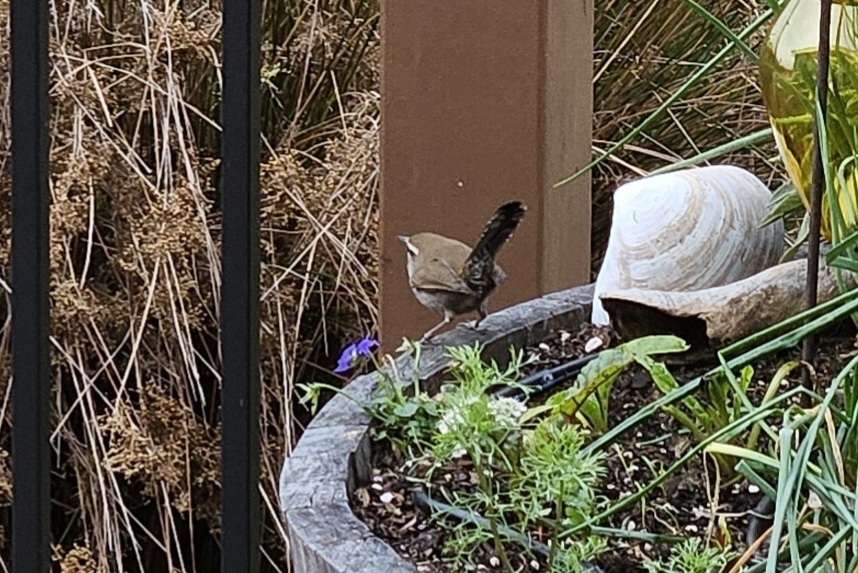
xmin=220 ymin=0 xmax=262 ymax=570
xmin=802 ymin=0 xmax=832 ymax=396
xmin=10 ymin=0 xmax=51 ymax=571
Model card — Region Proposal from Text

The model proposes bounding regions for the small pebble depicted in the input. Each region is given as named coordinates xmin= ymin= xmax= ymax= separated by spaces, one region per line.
xmin=748 ymin=484 xmax=760 ymax=494
xmin=560 ymin=330 xmax=572 ymax=342
xmin=808 ymin=490 xmax=822 ymax=509
xmin=691 ymin=506 xmax=710 ymax=520
xmin=684 ymin=524 xmax=699 ymax=533
xmin=539 ymin=342 xmax=551 ymax=352
xmin=371 ymin=483 xmax=383 ymax=491
xmin=606 ymin=483 xmax=616 ymax=490
xmin=626 ymin=520 xmax=637 ymax=531
xmin=379 ymin=492 xmax=394 ymax=504
xmin=584 ymin=336 xmax=604 ymax=353
xmin=530 ymin=560 xmax=540 ymax=570
xmin=489 ymin=556 xmax=500 ymax=567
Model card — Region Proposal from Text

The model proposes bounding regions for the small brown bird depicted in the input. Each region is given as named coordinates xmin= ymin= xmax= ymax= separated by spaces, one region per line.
xmin=397 ymin=201 xmax=527 ymax=342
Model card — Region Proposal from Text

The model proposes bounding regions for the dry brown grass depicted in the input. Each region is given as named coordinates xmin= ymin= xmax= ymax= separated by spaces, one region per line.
xmin=0 ymin=0 xmax=779 ymax=571
xmin=0 ymin=0 xmax=378 ymax=571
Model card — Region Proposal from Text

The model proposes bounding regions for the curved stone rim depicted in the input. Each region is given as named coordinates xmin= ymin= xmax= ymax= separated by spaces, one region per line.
xmin=279 ymin=283 xmax=595 ymax=573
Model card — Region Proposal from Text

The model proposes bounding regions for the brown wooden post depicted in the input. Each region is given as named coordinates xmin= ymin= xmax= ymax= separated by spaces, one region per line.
xmin=379 ymin=1 xmax=593 ymax=346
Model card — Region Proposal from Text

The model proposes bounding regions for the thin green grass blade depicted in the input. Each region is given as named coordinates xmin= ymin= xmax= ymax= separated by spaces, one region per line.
xmin=781 ymin=213 xmax=811 ymax=262
xmin=828 ymin=256 xmax=858 ymax=273
xmin=824 ymin=225 xmax=858 ymax=261
xmin=761 ymin=182 xmax=803 ymax=227
xmin=649 ymin=128 xmax=774 ymax=176
xmin=720 ymin=286 xmax=858 ymax=361
xmin=803 ymin=526 xmax=851 ymax=572
xmin=768 ymin=423 xmax=794 ymax=573
xmin=734 ymin=460 xmax=778 ymax=500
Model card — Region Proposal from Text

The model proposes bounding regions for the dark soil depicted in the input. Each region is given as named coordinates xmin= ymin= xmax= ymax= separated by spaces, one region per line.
xmin=351 ymin=322 xmax=858 ymax=572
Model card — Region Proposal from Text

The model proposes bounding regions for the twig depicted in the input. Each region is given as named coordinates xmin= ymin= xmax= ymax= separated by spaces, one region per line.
xmin=802 ymin=0 xmax=832 ymax=399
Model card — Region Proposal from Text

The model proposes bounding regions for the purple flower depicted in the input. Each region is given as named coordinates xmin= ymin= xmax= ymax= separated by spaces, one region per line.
xmin=334 ymin=336 xmax=380 ymax=373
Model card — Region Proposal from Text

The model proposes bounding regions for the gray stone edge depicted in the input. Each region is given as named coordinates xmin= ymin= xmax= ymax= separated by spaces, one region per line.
xmin=279 ymin=283 xmax=595 ymax=573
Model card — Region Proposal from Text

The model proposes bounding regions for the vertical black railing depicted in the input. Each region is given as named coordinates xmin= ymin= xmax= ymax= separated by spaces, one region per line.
xmin=10 ymin=0 xmax=51 ymax=571
xmin=9 ymin=0 xmax=265 ymax=570
xmin=221 ymin=0 xmax=262 ymax=570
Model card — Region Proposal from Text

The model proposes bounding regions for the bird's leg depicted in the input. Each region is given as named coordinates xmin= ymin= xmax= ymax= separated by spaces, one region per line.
xmin=465 ymin=305 xmax=488 ymax=330
xmin=420 ymin=311 xmax=453 ymax=343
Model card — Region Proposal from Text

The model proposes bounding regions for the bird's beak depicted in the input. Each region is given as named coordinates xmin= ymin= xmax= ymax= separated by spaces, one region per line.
xmin=396 ymin=235 xmax=408 ymax=244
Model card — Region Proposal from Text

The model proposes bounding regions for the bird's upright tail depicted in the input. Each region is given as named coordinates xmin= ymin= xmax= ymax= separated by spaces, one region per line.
xmin=468 ymin=201 xmax=527 ymax=262
xmin=463 ymin=201 xmax=527 ymax=294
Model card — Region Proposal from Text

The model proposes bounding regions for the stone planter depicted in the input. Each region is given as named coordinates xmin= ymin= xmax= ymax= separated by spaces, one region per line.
xmin=279 ymin=284 xmax=595 ymax=573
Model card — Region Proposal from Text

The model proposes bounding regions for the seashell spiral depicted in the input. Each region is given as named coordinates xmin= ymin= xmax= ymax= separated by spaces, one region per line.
xmin=591 ymin=165 xmax=784 ymax=325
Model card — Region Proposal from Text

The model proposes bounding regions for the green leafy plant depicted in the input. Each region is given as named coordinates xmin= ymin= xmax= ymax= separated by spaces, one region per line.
xmin=707 ymin=354 xmax=858 ymax=572
xmin=508 ymin=420 xmax=607 ymax=571
xmin=642 ymin=356 xmax=803 ymax=478
xmin=642 ymin=537 xmax=735 ymax=573
xmin=546 ymin=335 xmax=689 ymax=433
xmin=432 ymin=386 xmax=606 ymax=571
xmin=299 ymin=337 xmax=442 ymax=455
xmin=375 ymin=343 xmax=608 ymax=572
xmin=361 ymin=340 xmax=442 ymax=453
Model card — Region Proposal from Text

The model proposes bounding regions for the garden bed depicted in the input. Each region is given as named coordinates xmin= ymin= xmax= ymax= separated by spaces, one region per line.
xmin=281 ymin=282 xmax=858 ymax=573
xmin=352 ymin=321 xmax=856 ymax=572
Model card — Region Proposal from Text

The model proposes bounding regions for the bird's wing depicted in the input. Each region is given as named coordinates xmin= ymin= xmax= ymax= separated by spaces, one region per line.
xmin=410 ymin=256 xmax=474 ymax=295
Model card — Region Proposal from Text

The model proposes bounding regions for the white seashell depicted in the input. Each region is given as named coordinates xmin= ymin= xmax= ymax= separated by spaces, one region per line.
xmin=591 ymin=165 xmax=784 ymax=324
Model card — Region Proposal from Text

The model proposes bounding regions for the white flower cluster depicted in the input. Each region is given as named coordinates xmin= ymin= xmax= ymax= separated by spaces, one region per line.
xmin=437 ymin=399 xmax=472 ymax=458
xmin=487 ymin=396 xmax=527 ymax=429
xmin=437 ymin=395 xmax=477 ymax=436
xmin=437 ymin=395 xmax=526 ymax=436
